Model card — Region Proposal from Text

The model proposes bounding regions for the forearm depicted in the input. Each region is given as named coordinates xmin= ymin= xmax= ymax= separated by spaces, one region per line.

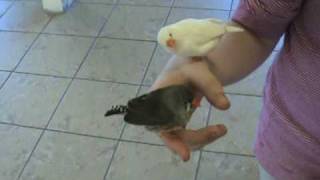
xmin=207 ymin=21 xmax=279 ymax=86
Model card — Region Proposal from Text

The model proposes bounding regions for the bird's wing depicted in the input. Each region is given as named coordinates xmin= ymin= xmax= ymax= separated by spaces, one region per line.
xmin=196 ymin=39 xmax=220 ymax=56
xmin=206 ymin=18 xmax=244 ymax=32
xmin=204 ymin=18 xmax=224 ymax=24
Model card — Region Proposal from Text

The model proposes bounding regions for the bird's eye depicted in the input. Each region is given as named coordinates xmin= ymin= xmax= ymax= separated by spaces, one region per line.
xmin=169 ymin=33 xmax=173 ymax=37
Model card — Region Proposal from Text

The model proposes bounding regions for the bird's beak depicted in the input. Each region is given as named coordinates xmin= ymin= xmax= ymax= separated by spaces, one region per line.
xmin=166 ymin=38 xmax=176 ymax=49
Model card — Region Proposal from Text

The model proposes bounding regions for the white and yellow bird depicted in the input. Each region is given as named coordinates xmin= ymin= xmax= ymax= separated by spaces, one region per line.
xmin=157 ymin=18 xmax=243 ymax=57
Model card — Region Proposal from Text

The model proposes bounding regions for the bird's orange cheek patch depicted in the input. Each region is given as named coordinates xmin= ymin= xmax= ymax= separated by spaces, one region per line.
xmin=192 ymin=97 xmax=201 ymax=108
xmin=166 ymin=38 xmax=176 ymax=49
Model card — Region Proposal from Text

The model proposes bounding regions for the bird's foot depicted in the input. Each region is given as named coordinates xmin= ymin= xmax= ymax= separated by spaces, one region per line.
xmin=191 ymin=56 xmax=203 ymax=61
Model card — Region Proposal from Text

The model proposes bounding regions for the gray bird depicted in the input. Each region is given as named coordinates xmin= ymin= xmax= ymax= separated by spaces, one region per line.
xmin=105 ymin=85 xmax=201 ymax=131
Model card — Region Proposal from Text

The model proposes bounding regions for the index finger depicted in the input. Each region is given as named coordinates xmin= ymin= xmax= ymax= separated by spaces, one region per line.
xmin=182 ymin=62 xmax=230 ymax=110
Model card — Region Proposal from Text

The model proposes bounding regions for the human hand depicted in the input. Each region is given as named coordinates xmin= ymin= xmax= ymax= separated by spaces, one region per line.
xmin=150 ymin=55 xmax=230 ymax=161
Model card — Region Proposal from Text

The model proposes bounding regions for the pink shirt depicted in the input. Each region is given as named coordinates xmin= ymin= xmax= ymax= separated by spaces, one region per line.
xmin=232 ymin=0 xmax=320 ymax=179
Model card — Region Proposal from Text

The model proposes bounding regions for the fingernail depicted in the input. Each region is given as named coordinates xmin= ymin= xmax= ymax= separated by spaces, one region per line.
xmin=182 ymin=154 xmax=190 ymax=162
xmin=217 ymin=124 xmax=227 ymax=134
xmin=218 ymin=95 xmax=230 ymax=110
xmin=180 ymin=150 xmax=190 ymax=162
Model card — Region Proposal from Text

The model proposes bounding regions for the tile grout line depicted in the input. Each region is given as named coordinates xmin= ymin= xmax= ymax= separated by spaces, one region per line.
xmin=193 ymin=104 xmax=213 ymax=180
xmin=74 ymin=0 xmax=114 ymax=6
xmin=78 ymin=1 xmax=170 ymax=8
xmin=63 ymin=3 xmax=158 ymax=176
xmin=206 ymin=106 xmax=213 ymax=127
xmin=48 ymin=128 xmax=165 ymax=148
xmin=0 ymin=69 xmax=11 ymax=73
xmin=15 ymin=1 xmax=120 ymax=179
xmin=1 ymin=70 xmax=264 ymax=98
xmin=134 ymin=0 xmax=179 ymax=89
xmin=0 ymin=0 xmax=16 ymax=19
xmin=0 ymin=28 xmax=159 ymax=42
xmin=75 ymin=76 xmax=141 ymax=86
xmin=2 ymin=70 xmax=142 ymax=86
xmin=228 ymin=0 xmax=234 ymax=18
xmin=1 ymin=69 xmax=265 ymax=97
xmin=0 ymin=29 xmax=39 ymax=34
xmin=0 ymin=120 xmax=256 ymax=158
xmin=10 ymin=72 xmax=263 ymax=98
xmin=194 ymin=150 xmax=203 ymax=180
xmin=172 ymin=5 xmax=232 ymax=12
xmin=96 ymin=35 xmax=157 ymax=42
xmin=0 ymin=120 xmax=162 ymax=147
xmin=0 ymin=0 xmax=42 ymax=91
xmin=230 ymin=0 xmax=235 ymax=9
xmin=0 ymin=121 xmax=45 ymax=131
xmin=0 ymin=3 xmax=56 ymax=90
xmin=103 ymin=41 xmax=160 ymax=174
xmin=12 ymin=69 xmax=143 ymax=86
xmin=45 ymin=1 xmax=137 ymax=180
xmin=115 ymin=40 xmax=159 ymax=137
xmin=12 ymin=16 xmax=56 ymax=180
xmin=77 ymin=0 xmax=232 ymax=12
xmin=0 ymin=30 xmax=282 ymax=52
xmin=0 ymin=70 xmax=11 ymax=88
xmin=206 ymin=89 xmax=257 ymax=161
xmin=102 ymin=89 xmax=145 ymax=180
xmin=14 ymin=71 xmax=73 ymax=79
xmin=102 ymin=0 xmax=177 ymax=179
xmin=202 ymin=149 xmax=255 ymax=158
xmin=194 ymin=1 xmax=233 ymax=176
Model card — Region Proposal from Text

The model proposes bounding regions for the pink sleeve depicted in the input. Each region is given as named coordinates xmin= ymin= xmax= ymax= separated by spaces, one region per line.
xmin=232 ymin=0 xmax=304 ymax=39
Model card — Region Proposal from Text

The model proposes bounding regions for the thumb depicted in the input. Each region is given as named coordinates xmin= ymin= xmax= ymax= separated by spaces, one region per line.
xmin=159 ymin=132 xmax=191 ymax=161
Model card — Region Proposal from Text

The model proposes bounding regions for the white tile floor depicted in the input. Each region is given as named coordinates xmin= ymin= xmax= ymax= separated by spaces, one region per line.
xmin=0 ymin=0 xmax=283 ymax=180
